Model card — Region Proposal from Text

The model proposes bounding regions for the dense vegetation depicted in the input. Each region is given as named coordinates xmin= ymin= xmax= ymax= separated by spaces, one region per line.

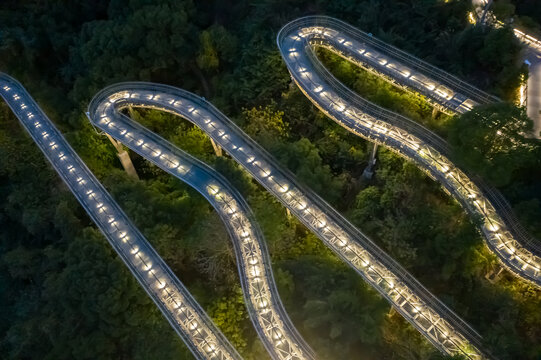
xmin=0 ymin=0 xmax=540 ymax=359
xmin=317 ymin=49 xmax=454 ymax=135
xmin=492 ymin=0 xmax=541 ymax=35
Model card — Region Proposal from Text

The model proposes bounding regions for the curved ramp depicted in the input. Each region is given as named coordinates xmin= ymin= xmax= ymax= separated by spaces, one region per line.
xmin=0 ymin=74 xmax=313 ymax=360
xmin=5 ymin=15 xmax=538 ymax=360
xmin=277 ymin=16 xmax=541 ymax=288
xmin=88 ymin=83 xmax=489 ymax=359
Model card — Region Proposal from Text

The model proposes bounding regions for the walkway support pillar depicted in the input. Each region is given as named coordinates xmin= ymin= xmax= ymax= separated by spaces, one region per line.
xmin=105 ymin=133 xmax=139 ymax=180
xmin=362 ymin=143 xmax=378 ymax=180
xmin=210 ymin=138 xmax=223 ymax=157
xmin=432 ymin=107 xmax=439 ymax=119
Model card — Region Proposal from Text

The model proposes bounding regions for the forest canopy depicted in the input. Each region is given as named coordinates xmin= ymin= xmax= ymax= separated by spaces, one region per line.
xmin=0 ymin=1 xmax=540 ymax=359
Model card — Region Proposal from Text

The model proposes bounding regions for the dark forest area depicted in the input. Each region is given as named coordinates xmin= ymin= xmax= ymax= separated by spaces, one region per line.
xmin=0 ymin=0 xmax=540 ymax=359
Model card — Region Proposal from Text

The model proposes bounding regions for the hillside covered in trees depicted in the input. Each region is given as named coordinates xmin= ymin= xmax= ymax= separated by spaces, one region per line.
xmin=0 ymin=0 xmax=540 ymax=359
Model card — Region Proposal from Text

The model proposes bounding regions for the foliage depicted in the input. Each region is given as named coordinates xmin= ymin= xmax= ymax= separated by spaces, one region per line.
xmin=447 ymin=103 xmax=538 ymax=187
xmin=492 ymin=0 xmax=516 ymax=20
xmin=0 ymin=0 xmax=540 ymax=359
xmin=208 ymin=288 xmax=251 ymax=355
xmin=318 ymin=49 xmax=452 ymax=135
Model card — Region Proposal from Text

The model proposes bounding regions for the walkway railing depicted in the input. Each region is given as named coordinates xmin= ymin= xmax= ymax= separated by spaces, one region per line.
xmin=3 ymin=14 xmax=540 ymax=360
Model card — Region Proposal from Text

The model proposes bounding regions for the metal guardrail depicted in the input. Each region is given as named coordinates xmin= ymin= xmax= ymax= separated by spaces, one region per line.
xmin=89 ymin=83 xmax=315 ymax=360
xmin=278 ymin=16 xmax=541 ymax=258
xmin=279 ymin=17 xmax=500 ymax=106
xmin=277 ymin=15 xmax=541 ymax=360
xmin=303 ymin=25 xmax=541 ymax=257
xmin=92 ymin=83 xmax=489 ymax=359
xmin=0 ymin=73 xmax=244 ymax=360
xmin=2 ymin=13 xmax=540 ymax=360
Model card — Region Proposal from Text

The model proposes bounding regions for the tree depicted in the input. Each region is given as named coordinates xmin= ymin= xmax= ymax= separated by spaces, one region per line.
xmin=447 ymin=103 xmax=539 ymax=187
xmin=2 ymin=1 xmax=541 ymax=358
xmin=274 ymin=138 xmax=346 ymax=205
xmin=492 ymin=0 xmax=516 ymax=20
xmin=197 ymin=25 xmax=238 ymax=73
xmin=241 ymin=105 xmax=288 ymax=149
xmin=207 ymin=288 xmax=250 ymax=355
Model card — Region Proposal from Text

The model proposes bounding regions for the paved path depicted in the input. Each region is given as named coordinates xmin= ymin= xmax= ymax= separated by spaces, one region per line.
xmin=4 ymin=15 xmax=541 ymax=360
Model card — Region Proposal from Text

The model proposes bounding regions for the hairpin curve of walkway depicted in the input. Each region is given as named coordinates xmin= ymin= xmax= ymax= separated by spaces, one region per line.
xmin=2 ymin=15 xmax=540 ymax=360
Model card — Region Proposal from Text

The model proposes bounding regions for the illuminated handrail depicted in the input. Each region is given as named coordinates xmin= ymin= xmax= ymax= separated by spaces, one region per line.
xmin=277 ymin=14 xmax=541 ymax=358
xmin=278 ymin=15 xmax=541 ymax=274
xmin=0 ymin=74 xmax=246 ymax=360
xmin=293 ymin=17 xmax=541 ymax=255
xmin=89 ymin=88 xmax=315 ymax=360
xmin=3 ymin=14 xmax=538 ymax=360
xmin=280 ymin=17 xmax=499 ymax=109
xmin=0 ymin=73 xmax=315 ymax=360
xmin=88 ymin=78 xmax=489 ymax=360
xmin=306 ymin=29 xmax=541 ymax=255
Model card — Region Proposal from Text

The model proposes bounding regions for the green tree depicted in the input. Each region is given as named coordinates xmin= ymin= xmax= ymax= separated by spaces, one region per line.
xmin=197 ymin=25 xmax=238 ymax=73
xmin=274 ymin=138 xmax=346 ymax=205
xmin=241 ymin=105 xmax=288 ymax=148
xmin=448 ymin=103 xmax=538 ymax=187
xmin=492 ymin=0 xmax=516 ymax=20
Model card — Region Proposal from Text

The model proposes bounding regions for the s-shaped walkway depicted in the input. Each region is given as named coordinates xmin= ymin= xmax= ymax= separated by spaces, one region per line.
xmin=2 ymin=15 xmax=540 ymax=360
xmin=277 ymin=16 xmax=541 ymax=287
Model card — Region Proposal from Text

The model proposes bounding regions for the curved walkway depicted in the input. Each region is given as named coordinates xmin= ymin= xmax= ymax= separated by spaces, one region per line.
xmin=2 ymin=15 xmax=539 ymax=360
xmin=0 ymin=74 xmax=243 ymax=360
xmin=88 ymin=83 xmax=314 ymax=360
xmin=89 ymin=81 xmax=487 ymax=359
xmin=277 ymin=16 xmax=541 ymax=287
